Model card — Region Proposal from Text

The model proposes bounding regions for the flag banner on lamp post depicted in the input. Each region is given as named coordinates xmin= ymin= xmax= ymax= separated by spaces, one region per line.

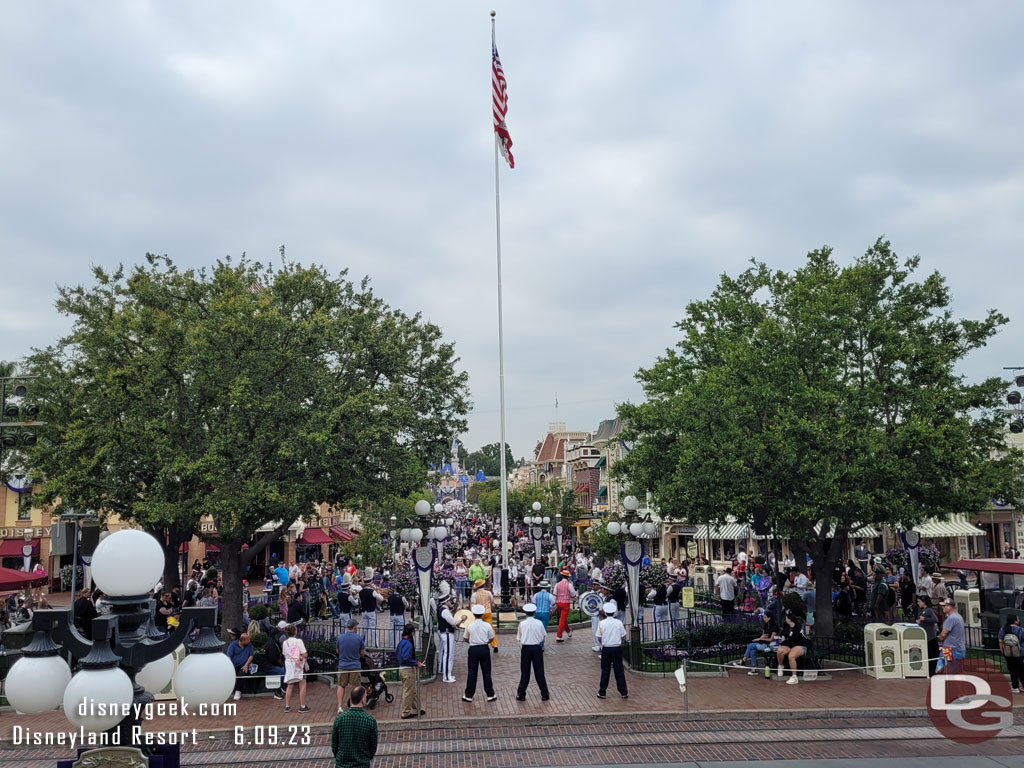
xmin=900 ymin=530 xmax=921 ymax=587
xmin=622 ymin=541 xmax=643 ymax=627
xmin=532 ymin=526 xmax=543 ymax=561
xmin=413 ymin=546 xmax=436 ymax=626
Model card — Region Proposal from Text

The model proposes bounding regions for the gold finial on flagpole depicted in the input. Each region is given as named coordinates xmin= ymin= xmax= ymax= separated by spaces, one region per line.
xmin=490 ymin=10 xmax=496 ymax=17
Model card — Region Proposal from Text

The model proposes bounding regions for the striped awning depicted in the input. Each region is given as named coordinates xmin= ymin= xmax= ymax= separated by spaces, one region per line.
xmin=913 ymin=516 xmax=984 ymax=538
xmin=596 ymin=486 xmax=607 ymax=498
xmin=696 ymin=521 xmax=750 ymax=540
xmin=813 ymin=523 xmax=880 ymax=539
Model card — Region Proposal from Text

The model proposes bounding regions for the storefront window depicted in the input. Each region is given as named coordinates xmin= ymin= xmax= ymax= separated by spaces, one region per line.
xmin=712 ymin=540 xmax=721 ymax=561
xmin=17 ymin=491 xmax=31 ymax=521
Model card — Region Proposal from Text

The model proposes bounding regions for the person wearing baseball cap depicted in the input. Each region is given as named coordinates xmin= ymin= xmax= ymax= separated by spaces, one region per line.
xmin=937 ymin=597 xmax=966 ymax=673
xmin=462 ymin=604 xmax=496 ymax=702
xmin=515 ymin=603 xmax=550 ymax=702
xmin=596 ymin=602 xmax=628 ymax=700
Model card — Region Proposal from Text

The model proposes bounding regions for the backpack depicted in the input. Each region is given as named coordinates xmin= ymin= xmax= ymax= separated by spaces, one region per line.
xmin=1004 ymin=631 xmax=1021 ymax=658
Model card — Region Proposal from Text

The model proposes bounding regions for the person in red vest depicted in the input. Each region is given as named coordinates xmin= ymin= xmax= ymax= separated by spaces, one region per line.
xmin=554 ymin=570 xmax=577 ymax=641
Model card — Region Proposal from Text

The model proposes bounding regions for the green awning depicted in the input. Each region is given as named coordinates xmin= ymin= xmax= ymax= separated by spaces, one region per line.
xmin=596 ymin=486 xmax=607 ymax=498
xmin=594 ymin=457 xmax=607 ymax=468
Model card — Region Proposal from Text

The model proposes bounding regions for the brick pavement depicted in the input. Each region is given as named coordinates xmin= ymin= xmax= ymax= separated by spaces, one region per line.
xmin=2 ymin=628 xmax=1009 ymax=767
xmin=1 ymin=630 xmax=937 ymax=740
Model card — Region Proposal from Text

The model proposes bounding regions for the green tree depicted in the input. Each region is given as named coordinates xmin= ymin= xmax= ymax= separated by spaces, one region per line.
xmin=616 ymin=240 xmax=1024 ymax=633
xmin=583 ymin=520 xmax=621 ymax=561
xmin=25 ymin=255 xmax=468 ymax=636
xmin=467 ymin=479 xmax=499 ymax=505
xmin=464 ymin=442 xmax=515 ymax=477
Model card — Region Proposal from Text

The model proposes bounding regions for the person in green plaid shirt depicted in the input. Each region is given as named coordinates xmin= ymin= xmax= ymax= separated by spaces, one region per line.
xmin=331 ymin=685 xmax=378 ymax=768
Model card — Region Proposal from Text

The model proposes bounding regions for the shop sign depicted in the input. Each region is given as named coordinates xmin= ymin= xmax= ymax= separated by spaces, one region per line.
xmin=0 ymin=527 xmax=50 ymax=538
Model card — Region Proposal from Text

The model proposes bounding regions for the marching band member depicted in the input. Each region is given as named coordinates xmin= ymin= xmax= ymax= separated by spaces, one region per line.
xmin=436 ymin=590 xmax=459 ymax=683
xmin=470 ymin=579 xmax=498 ymax=652
xmin=462 ymin=604 xmax=497 ymax=702
xmin=515 ymin=603 xmax=550 ymax=701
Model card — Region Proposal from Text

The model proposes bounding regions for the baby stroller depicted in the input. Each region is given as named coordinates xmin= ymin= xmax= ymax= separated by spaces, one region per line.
xmin=360 ymin=654 xmax=394 ymax=710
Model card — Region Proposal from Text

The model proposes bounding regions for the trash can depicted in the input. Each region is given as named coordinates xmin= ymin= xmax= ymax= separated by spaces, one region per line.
xmin=693 ymin=565 xmax=716 ymax=593
xmin=864 ymin=623 xmax=902 ymax=679
xmin=893 ymin=623 xmax=928 ymax=678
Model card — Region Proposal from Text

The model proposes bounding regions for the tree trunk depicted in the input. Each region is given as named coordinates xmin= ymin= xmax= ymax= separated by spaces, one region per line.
xmin=790 ymin=539 xmax=808 ymax=575
xmin=808 ymin=529 xmax=847 ymax=639
xmin=219 ymin=545 xmax=244 ymax=642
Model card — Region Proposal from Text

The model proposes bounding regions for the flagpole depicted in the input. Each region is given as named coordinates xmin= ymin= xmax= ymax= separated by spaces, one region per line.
xmin=491 ymin=10 xmax=510 ymax=608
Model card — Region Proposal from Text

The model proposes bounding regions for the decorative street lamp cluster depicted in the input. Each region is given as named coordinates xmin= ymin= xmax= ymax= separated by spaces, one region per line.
xmin=398 ymin=500 xmax=454 ymax=546
xmin=4 ymin=529 xmax=234 ymax=747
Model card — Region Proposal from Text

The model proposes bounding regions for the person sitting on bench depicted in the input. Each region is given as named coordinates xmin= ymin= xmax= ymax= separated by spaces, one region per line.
xmin=776 ymin=609 xmax=806 ymax=685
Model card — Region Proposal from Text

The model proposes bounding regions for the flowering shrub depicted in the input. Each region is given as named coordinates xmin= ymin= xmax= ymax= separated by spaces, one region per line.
xmin=390 ymin=569 xmax=419 ymax=601
xmin=601 ymin=561 xmax=626 ymax=590
xmin=640 ymin=562 xmax=671 ymax=591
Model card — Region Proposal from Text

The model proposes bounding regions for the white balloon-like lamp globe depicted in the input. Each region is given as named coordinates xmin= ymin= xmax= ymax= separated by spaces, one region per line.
xmin=91 ymin=529 xmax=164 ymax=596
xmin=63 ymin=667 xmax=134 ymax=731
xmin=629 ymin=522 xmax=643 ymax=538
xmin=5 ymin=655 xmax=71 ymax=713
xmin=136 ymin=649 xmax=177 ymax=695
xmin=435 ymin=526 xmax=447 ymax=540
xmin=531 ymin=501 xmax=542 ymax=512
xmin=523 ymin=516 xmax=530 ymax=525
xmin=173 ymin=651 xmax=235 ymax=710
xmin=623 ymin=495 xmax=639 ymax=512
xmin=643 ymin=521 xmax=657 ymax=537
xmin=434 ymin=503 xmax=444 ymax=514
xmin=414 ymin=500 xmax=431 ymax=516
xmin=410 ymin=528 xmax=424 ymax=543
xmin=607 ymin=521 xmax=621 ymax=535
xmin=399 ymin=529 xmax=410 ymax=543
xmin=542 ymin=516 xmax=550 ymax=525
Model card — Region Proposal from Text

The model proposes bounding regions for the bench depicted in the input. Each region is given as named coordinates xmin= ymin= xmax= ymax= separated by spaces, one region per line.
xmin=759 ymin=638 xmax=826 ymax=676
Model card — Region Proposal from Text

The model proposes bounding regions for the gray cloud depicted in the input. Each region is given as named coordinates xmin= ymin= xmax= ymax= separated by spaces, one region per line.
xmin=1 ymin=1 xmax=1022 ymax=461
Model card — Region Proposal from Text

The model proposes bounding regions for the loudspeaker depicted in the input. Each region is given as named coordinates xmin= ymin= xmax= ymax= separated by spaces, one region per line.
xmin=50 ymin=522 xmax=76 ymax=556
xmin=80 ymin=525 xmax=101 ymax=557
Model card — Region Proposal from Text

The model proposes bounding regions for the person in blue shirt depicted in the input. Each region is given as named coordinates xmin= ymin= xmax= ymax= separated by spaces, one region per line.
xmin=225 ymin=630 xmax=255 ymax=701
xmin=274 ymin=562 xmax=290 ymax=589
xmin=396 ymin=623 xmax=424 ymax=719
xmin=533 ymin=581 xmax=554 ymax=628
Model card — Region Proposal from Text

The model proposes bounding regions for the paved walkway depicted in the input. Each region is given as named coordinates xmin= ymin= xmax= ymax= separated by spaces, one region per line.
xmin=1 ymin=629 xmax=936 ymax=739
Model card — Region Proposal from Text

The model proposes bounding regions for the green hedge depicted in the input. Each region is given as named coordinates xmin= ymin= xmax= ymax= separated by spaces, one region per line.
xmin=248 ymin=604 xmax=271 ymax=621
xmin=673 ymin=621 xmax=761 ymax=649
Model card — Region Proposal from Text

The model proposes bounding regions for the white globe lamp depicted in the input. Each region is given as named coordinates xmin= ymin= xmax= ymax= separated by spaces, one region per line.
xmin=435 ymin=526 xmax=447 ymax=540
xmin=410 ymin=528 xmax=424 ymax=544
xmin=414 ymin=500 xmax=431 ymax=516
xmin=607 ymin=521 xmax=621 ymax=535
xmin=531 ymin=501 xmax=542 ymax=513
xmin=629 ymin=522 xmax=643 ymax=538
xmin=5 ymin=655 xmax=71 ymax=713
xmin=399 ymin=529 xmax=410 ymax=543
xmin=542 ymin=516 xmax=550 ymax=525
xmin=136 ymin=650 xmax=177 ymax=695
xmin=91 ymin=529 xmax=164 ymax=596
xmin=523 ymin=516 xmax=530 ymax=525
xmin=434 ymin=503 xmax=444 ymax=514
xmin=623 ymin=495 xmax=639 ymax=512
xmin=174 ymin=651 xmax=235 ymax=710
xmin=62 ymin=667 xmax=134 ymax=731
xmin=643 ymin=521 xmax=657 ymax=537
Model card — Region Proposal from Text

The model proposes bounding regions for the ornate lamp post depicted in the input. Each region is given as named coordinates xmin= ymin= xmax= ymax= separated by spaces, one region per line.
xmin=607 ymin=495 xmax=645 ymax=664
xmin=4 ymin=529 xmax=234 ymax=755
xmin=524 ymin=501 xmax=550 ymax=563
xmin=405 ymin=499 xmax=447 ymax=659
xmin=554 ymin=513 xmax=564 ymax=563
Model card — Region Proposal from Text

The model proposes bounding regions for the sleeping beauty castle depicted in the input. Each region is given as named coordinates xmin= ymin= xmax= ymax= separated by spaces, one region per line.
xmin=429 ymin=439 xmax=487 ymax=504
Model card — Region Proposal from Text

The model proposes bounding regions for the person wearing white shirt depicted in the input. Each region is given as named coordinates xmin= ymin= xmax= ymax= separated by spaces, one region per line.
xmin=596 ymin=603 xmax=628 ymax=699
xmin=461 ymin=605 xmax=496 ymax=702
xmin=715 ymin=567 xmax=738 ymax=615
xmin=515 ymin=603 xmax=550 ymax=701
xmin=737 ymin=549 xmax=748 ymax=565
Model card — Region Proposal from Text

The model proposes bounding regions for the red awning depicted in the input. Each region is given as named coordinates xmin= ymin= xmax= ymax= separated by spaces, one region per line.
xmin=944 ymin=558 xmax=1024 ymax=575
xmin=0 ymin=538 xmax=39 ymax=558
xmin=205 ymin=542 xmax=220 ymax=553
xmin=298 ymin=528 xmax=333 ymax=546
xmin=329 ymin=526 xmax=355 ymax=542
xmin=0 ymin=566 xmax=47 ymax=590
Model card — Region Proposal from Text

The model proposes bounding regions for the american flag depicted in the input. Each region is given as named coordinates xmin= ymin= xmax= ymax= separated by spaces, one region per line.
xmin=492 ymin=44 xmax=514 ymax=168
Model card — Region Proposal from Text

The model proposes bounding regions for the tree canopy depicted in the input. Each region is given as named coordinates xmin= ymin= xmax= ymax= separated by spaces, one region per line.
xmin=24 ymin=254 xmax=469 ymax=635
xmin=615 ymin=239 xmax=1024 ymax=630
xmin=464 ymin=442 xmax=516 ymax=477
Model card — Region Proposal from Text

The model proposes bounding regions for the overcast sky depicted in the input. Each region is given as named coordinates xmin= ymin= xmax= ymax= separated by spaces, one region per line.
xmin=1 ymin=2 xmax=1022 ymax=462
